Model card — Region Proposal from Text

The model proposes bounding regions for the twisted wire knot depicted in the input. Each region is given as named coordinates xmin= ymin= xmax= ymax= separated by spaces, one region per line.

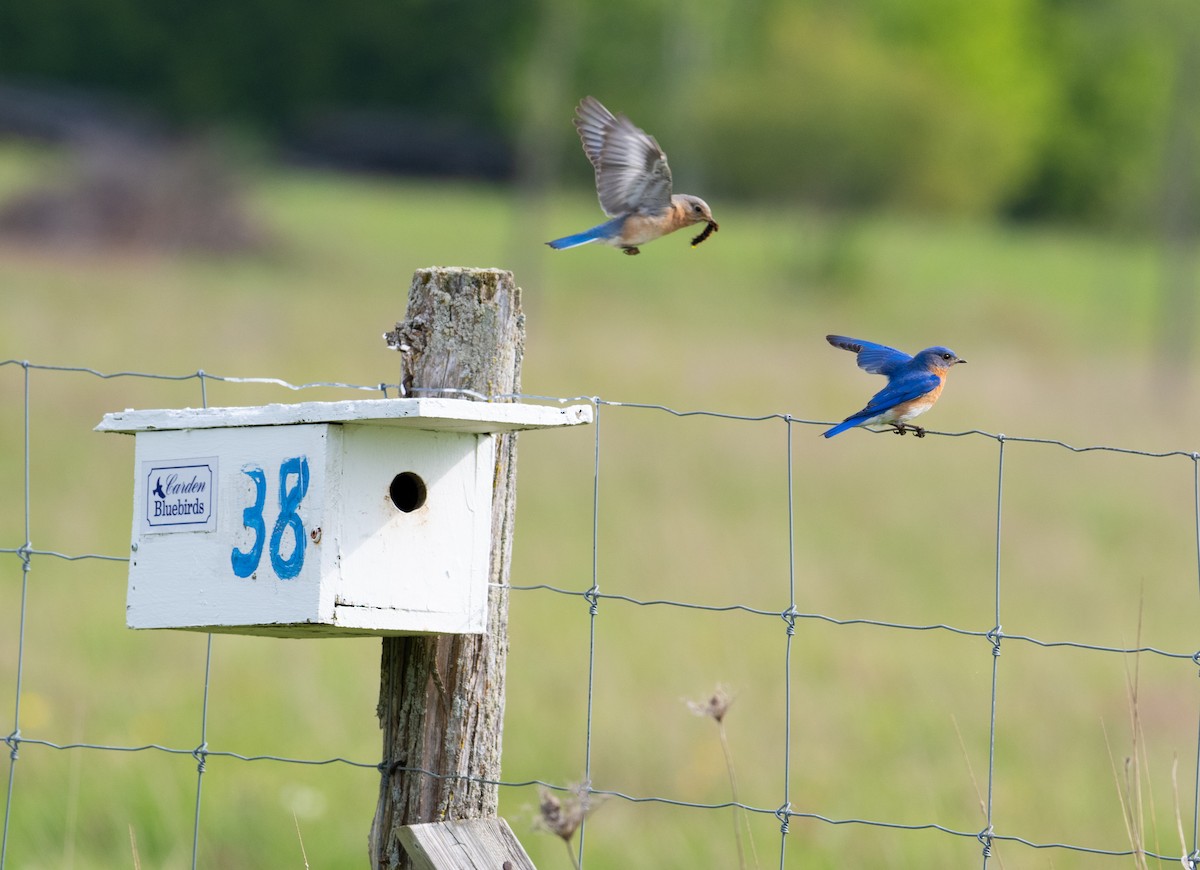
xmin=192 ymin=741 xmax=209 ymax=773
xmin=583 ymin=586 xmax=600 ymax=616
xmin=780 ymin=606 xmax=798 ymax=637
xmin=986 ymin=626 xmax=1003 ymax=657
xmin=977 ymin=826 xmax=994 ymax=857
xmin=774 ymin=802 xmax=791 ymax=834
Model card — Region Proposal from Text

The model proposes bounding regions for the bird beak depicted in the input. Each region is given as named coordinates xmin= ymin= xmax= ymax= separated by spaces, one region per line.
xmin=957 ymin=359 xmax=967 ymax=365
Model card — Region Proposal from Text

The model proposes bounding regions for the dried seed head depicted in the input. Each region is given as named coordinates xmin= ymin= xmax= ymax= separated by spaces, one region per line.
xmin=687 ymin=685 xmax=734 ymax=723
xmin=536 ymin=783 xmax=594 ymax=842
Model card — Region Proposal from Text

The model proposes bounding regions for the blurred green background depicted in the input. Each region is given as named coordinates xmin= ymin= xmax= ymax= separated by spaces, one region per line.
xmin=2 ymin=0 xmax=1200 ymax=868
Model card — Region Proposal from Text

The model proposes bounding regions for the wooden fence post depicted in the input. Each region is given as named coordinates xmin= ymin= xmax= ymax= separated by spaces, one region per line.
xmin=370 ymin=267 xmax=525 ymax=869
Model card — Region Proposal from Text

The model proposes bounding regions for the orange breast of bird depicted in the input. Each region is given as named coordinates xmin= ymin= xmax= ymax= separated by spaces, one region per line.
xmin=889 ymin=376 xmax=945 ymax=423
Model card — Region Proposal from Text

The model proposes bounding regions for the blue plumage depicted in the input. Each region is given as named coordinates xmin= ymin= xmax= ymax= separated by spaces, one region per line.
xmin=822 ymin=335 xmax=966 ymax=439
xmin=545 ymin=218 xmax=624 ymax=250
xmin=825 ymin=335 xmax=912 ymax=376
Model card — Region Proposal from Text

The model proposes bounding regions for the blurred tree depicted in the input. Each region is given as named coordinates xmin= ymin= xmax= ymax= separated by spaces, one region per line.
xmin=699 ymin=0 xmax=1051 ymax=214
xmin=1152 ymin=1 xmax=1200 ymax=387
xmin=1008 ymin=0 xmax=1178 ymax=225
xmin=0 ymin=0 xmax=1194 ymax=228
xmin=867 ymin=0 xmax=1053 ymax=210
xmin=0 ymin=0 xmax=532 ymax=133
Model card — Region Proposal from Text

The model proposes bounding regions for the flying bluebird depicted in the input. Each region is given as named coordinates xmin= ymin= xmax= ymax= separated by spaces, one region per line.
xmin=822 ymin=335 xmax=967 ymax=438
xmin=546 ymin=96 xmax=718 ymax=256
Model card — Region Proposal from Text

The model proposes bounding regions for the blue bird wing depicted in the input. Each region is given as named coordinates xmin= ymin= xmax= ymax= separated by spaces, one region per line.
xmin=823 ymin=371 xmax=941 ymax=437
xmin=820 ymin=369 xmax=940 ymax=436
xmin=826 ymin=335 xmax=912 ymax=376
xmin=858 ymin=371 xmax=940 ymax=416
xmin=574 ymin=96 xmax=673 ymax=216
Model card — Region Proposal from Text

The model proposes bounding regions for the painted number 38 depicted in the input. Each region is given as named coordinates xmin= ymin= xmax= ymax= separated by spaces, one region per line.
xmin=230 ymin=456 xmax=310 ymax=581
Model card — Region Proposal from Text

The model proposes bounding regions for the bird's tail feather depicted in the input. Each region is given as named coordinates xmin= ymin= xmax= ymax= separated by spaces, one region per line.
xmin=822 ymin=416 xmax=866 ymax=438
xmin=545 ymin=229 xmax=602 ymax=250
xmin=546 ymin=218 xmax=622 ymax=251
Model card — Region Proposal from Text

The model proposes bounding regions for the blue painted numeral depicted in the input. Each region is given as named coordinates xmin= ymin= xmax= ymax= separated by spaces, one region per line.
xmin=230 ymin=456 xmax=309 ymax=580
xmin=231 ymin=467 xmax=267 ymax=578
xmin=269 ymin=456 xmax=309 ymax=580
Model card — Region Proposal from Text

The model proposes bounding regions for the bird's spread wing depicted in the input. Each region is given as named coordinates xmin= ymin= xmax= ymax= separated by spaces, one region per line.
xmin=826 ymin=335 xmax=912 ymax=376
xmin=574 ymin=96 xmax=611 ymax=168
xmin=574 ymin=96 xmax=673 ymax=216
xmin=860 ymin=371 xmax=940 ymax=416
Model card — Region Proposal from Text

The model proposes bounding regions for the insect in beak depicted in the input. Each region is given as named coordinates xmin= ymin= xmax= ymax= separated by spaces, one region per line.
xmin=691 ymin=221 xmax=719 ymax=247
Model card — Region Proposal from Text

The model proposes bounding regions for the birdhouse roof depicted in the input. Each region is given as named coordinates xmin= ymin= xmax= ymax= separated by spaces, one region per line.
xmin=96 ymin=397 xmax=593 ymax=435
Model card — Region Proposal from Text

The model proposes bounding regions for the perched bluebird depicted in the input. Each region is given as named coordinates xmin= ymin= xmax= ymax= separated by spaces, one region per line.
xmin=822 ymin=335 xmax=967 ymax=439
xmin=546 ymin=96 xmax=718 ymax=255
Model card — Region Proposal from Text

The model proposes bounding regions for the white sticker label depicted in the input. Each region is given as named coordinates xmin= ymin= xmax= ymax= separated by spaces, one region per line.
xmin=141 ymin=457 xmax=218 ymax=533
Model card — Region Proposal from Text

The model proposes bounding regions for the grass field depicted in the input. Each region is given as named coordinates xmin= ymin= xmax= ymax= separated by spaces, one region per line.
xmin=2 ymin=142 xmax=1200 ymax=868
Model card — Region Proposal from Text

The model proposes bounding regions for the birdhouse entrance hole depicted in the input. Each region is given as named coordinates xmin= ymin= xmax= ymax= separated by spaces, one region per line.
xmin=389 ymin=471 xmax=427 ymax=513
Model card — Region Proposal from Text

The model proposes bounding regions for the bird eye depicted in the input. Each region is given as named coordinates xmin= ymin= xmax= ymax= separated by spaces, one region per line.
xmin=942 ymin=353 xmax=952 ymax=360
xmin=693 ymin=204 xmax=703 ymax=213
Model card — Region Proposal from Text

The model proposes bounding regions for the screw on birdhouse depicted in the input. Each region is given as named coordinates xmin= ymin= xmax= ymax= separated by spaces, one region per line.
xmin=309 ymin=527 xmax=322 ymax=545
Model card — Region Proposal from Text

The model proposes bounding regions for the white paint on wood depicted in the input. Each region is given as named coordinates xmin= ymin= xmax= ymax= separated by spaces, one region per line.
xmin=128 ymin=425 xmax=336 ymax=632
xmin=397 ymin=818 xmax=536 ymax=870
xmin=332 ymin=424 xmax=493 ymax=630
xmin=97 ymin=397 xmax=592 ymax=435
xmin=104 ymin=396 xmax=592 ymax=638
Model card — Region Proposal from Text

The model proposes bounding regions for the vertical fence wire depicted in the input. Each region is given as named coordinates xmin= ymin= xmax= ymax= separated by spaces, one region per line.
xmin=576 ymin=397 xmax=603 ymax=868
xmin=1190 ymin=454 xmax=1200 ymax=868
xmin=190 ymin=372 xmax=213 ymax=870
xmin=981 ymin=434 xmax=1006 ymax=867
xmin=191 ymin=635 xmax=212 ymax=870
xmin=777 ymin=417 xmax=797 ymax=869
xmin=0 ymin=362 xmax=32 ymax=870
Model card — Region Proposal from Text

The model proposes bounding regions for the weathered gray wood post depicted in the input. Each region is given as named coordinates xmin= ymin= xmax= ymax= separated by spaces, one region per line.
xmin=370 ymin=267 xmax=526 ymax=869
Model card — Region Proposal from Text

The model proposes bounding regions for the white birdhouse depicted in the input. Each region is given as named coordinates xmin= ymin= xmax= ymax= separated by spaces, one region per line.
xmin=96 ymin=398 xmax=592 ymax=637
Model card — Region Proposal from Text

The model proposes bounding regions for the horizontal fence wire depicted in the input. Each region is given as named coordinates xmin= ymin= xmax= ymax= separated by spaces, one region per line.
xmin=2 ymin=358 xmax=1200 ymax=868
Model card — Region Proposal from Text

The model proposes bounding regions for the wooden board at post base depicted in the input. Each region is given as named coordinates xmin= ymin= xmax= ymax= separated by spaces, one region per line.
xmin=96 ymin=398 xmax=592 ymax=638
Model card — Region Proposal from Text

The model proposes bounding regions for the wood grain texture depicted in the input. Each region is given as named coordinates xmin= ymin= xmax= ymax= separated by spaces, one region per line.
xmin=370 ymin=268 xmax=525 ymax=869
xmin=397 ymin=819 xmax=536 ymax=870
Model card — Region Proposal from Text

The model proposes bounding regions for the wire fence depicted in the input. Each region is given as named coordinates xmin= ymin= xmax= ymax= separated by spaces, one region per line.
xmin=3 ymin=358 xmax=1200 ymax=868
